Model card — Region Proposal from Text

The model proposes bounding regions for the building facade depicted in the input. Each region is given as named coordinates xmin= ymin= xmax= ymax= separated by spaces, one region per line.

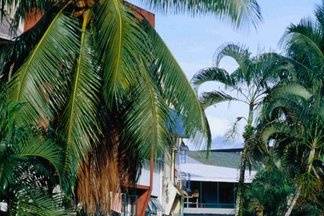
xmin=179 ymin=148 xmax=257 ymax=216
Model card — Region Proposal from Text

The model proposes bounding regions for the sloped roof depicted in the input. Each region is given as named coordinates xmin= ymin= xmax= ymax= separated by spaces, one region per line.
xmin=180 ymin=149 xmax=257 ymax=183
xmin=180 ymin=162 xmax=256 ymax=183
xmin=188 ymin=149 xmax=243 ymax=169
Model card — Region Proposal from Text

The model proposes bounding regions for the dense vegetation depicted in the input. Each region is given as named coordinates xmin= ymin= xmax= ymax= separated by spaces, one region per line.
xmin=193 ymin=2 xmax=324 ymax=215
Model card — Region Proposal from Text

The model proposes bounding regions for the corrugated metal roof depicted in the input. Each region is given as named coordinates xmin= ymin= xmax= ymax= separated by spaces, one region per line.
xmin=188 ymin=150 xmax=243 ymax=169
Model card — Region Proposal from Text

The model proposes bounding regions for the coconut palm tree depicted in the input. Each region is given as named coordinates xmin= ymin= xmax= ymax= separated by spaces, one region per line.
xmin=0 ymin=0 xmax=262 ymax=214
xmin=192 ymin=44 xmax=291 ymax=216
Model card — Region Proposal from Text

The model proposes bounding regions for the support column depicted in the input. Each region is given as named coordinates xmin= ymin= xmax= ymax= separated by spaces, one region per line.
xmin=136 ymin=156 xmax=154 ymax=216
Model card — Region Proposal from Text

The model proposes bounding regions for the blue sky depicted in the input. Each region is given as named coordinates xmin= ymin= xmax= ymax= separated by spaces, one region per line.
xmin=132 ymin=0 xmax=321 ymax=149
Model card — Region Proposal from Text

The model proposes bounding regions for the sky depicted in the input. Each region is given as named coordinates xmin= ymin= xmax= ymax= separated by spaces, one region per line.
xmin=132 ymin=0 xmax=321 ymax=149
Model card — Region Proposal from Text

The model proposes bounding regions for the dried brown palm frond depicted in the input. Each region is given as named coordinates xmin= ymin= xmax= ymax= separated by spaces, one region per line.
xmin=77 ymin=114 xmax=142 ymax=214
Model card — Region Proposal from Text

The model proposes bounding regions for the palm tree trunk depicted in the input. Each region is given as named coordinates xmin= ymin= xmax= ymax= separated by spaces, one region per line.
xmin=284 ymin=186 xmax=301 ymax=216
xmin=235 ymin=104 xmax=254 ymax=216
xmin=284 ymin=142 xmax=317 ymax=216
xmin=234 ymin=148 xmax=247 ymax=216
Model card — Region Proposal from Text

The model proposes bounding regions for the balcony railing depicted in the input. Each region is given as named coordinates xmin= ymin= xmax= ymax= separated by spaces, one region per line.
xmin=184 ymin=200 xmax=235 ymax=209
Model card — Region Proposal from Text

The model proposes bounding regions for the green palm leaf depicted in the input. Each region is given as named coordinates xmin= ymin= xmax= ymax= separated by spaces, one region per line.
xmin=11 ymin=189 xmax=71 ymax=216
xmin=269 ymin=83 xmax=312 ymax=101
xmin=215 ymin=43 xmax=253 ymax=83
xmin=283 ymin=19 xmax=324 ymax=63
xmin=125 ymin=69 xmax=170 ymax=158
xmin=95 ymin=0 xmax=150 ymax=108
xmin=16 ymin=137 xmax=63 ymax=174
xmin=142 ymin=0 xmax=261 ymax=26
xmin=215 ymin=43 xmax=251 ymax=67
xmin=192 ymin=67 xmax=235 ymax=87
xmin=199 ymin=90 xmax=235 ymax=108
xmin=258 ymin=122 xmax=294 ymax=145
xmin=145 ymin=23 xmax=210 ymax=143
xmin=63 ymin=11 xmax=101 ymax=168
xmin=8 ymin=8 xmax=79 ymax=125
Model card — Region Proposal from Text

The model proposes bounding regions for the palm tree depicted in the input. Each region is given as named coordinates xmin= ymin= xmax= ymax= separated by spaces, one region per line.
xmin=261 ymin=2 xmax=324 ymax=213
xmin=192 ymin=44 xmax=290 ymax=216
xmin=0 ymin=0 xmax=262 ymax=214
xmin=280 ymin=1 xmax=324 ymax=90
xmin=258 ymin=82 xmax=324 ymax=216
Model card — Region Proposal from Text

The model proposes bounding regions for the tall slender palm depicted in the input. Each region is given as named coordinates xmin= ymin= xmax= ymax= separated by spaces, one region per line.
xmin=0 ymin=0 xmax=262 ymax=214
xmin=192 ymin=44 xmax=290 ymax=216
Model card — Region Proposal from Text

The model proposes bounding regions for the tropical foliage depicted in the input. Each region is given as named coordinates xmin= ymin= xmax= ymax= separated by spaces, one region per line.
xmin=0 ymin=87 xmax=71 ymax=215
xmin=193 ymin=2 xmax=324 ymax=216
xmin=254 ymin=3 xmax=324 ymax=215
xmin=0 ymin=0 xmax=262 ymax=215
xmin=243 ymin=160 xmax=294 ymax=216
xmin=192 ymin=44 xmax=291 ymax=216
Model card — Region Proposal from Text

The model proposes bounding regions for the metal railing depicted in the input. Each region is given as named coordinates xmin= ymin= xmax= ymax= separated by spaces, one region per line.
xmin=184 ymin=200 xmax=235 ymax=209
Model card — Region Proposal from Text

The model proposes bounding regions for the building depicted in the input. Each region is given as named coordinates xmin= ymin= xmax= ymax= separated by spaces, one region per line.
xmin=178 ymin=147 xmax=257 ymax=216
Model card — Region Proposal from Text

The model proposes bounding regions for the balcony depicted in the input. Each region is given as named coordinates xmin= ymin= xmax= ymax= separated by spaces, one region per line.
xmin=182 ymin=181 xmax=236 ymax=215
xmin=184 ymin=201 xmax=235 ymax=215
xmin=183 ymin=206 xmax=235 ymax=215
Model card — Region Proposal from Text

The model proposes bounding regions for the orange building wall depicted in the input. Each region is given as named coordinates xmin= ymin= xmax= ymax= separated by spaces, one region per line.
xmin=128 ymin=3 xmax=155 ymax=27
xmin=23 ymin=10 xmax=43 ymax=32
xmin=23 ymin=3 xmax=155 ymax=32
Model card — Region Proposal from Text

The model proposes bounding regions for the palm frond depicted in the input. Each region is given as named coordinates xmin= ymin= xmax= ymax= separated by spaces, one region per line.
xmin=125 ymin=69 xmax=170 ymax=158
xmin=215 ymin=43 xmax=251 ymax=67
xmin=192 ymin=67 xmax=235 ymax=88
xmin=0 ymin=136 xmax=63 ymax=192
xmin=314 ymin=1 xmax=324 ymax=29
xmin=16 ymin=136 xmax=63 ymax=174
xmin=5 ymin=10 xmax=65 ymax=77
xmin=199 ymin=90 xmax=235 ymax=108
xmin=214 ymin=43 xmax=253 ymax=83
xmin=63 ymin=11 xmax=101 ymax=170
xmin=258 ymin=122 xmax=293 ymax=145
xmin=285 ymin=19 xmax=322 ymax=47
xmin=252 ymin=53 xmax=296 ymax=83
xmin=144 ymin=23 xmax=210 ymax=143
xmin=142 ymin=0 xmax=262 ymax=26
xmin=261 ymin=95 xmax=304 ymax=122
xmin=11 ymin=189 xmax=71 ymax=216
xmin=8 ymin=8 xmax=79 ymax=125
xmin=282 ymin=19 xmax=324 ymax=67
xmin=94 ymin=0 xmax=150 ymax=108
xmin=269 ymin=83 xmax=312 ymax=101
